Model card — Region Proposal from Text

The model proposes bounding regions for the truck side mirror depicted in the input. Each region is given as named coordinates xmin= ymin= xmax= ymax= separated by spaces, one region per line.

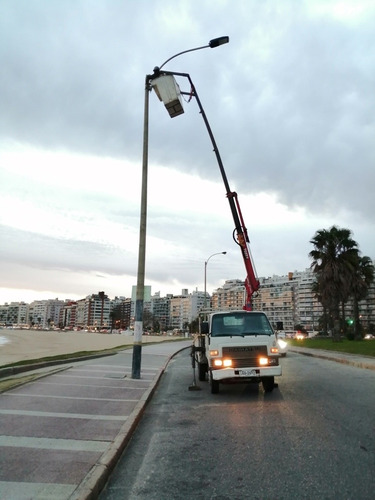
xmin=201 ymin=321 xmax=209 ymax=334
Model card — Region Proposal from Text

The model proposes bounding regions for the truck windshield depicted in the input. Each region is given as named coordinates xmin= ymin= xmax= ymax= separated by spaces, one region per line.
xmin=211 ymin=312 xmax=273 ymax=337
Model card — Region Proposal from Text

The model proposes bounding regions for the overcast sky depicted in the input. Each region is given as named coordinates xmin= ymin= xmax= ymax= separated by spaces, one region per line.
xmin=1 ymin=0 xmax=374 ymax=304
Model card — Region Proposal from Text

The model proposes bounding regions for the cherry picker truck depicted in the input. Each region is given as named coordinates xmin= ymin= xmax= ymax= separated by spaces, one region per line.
xmin=180 ymin=75 xmax=282 ymax=394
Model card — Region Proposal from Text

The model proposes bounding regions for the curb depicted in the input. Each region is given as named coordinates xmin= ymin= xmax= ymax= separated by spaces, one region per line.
xmin=289 ymin=348 xmax=375 ymax=371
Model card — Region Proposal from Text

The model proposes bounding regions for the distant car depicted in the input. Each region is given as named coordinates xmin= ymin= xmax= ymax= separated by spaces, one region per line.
xmin=364 ymin=334 xmax=374 ymax=340
xmin=295 ymin=332 xmax=306 ymax=340
xmin=277 ymin=337 xmax=288 ymax=357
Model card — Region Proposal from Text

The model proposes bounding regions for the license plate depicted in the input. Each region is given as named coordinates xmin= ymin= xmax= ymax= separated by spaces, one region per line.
xmin=238 ymin=369 xmax=257 ymax=377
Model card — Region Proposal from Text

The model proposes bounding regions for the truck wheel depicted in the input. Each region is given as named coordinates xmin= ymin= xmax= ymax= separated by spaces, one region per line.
xmin=198 ymin=362 xmax=208 ymax=382
xmin=262 ymin=376 xmax=274 ymax=393
xmin=210 ymin=372 xmax=219 ymax=394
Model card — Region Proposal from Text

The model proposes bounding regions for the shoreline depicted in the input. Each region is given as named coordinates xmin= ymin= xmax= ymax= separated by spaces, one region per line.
xmin=0 ymin=329 xmax=181 ymax=367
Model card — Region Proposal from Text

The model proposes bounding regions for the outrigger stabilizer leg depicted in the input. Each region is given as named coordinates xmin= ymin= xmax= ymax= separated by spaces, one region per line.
xmin=189 ymin=345 xmax=201 ymax=391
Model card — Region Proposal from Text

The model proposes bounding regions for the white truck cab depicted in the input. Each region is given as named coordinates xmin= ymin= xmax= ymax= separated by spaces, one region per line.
xmin=193 ymin=310 xmax=282 ymax=393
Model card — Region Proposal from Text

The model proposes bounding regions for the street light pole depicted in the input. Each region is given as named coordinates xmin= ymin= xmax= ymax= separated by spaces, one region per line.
xmin=132 ymin=74 xmax=151 ymax=379
xmin=204 ymin=252 xmax=227 ymax=317
xmin=132 ymin=37 xmax=229 ymax=379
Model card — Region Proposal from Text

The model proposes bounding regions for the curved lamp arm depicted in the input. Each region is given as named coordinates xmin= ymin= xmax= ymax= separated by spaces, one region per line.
xmin=156 ymin=36 xmax=229 ymax=71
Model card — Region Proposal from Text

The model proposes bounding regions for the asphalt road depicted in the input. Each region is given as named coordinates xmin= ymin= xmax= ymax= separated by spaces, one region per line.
xmin=100 ymin=349 xmax=375 ymax=500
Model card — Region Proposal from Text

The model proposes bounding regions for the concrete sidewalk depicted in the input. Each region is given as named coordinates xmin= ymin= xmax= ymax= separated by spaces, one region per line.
xmin=1 ymin=339 xmax=374 ymax=500
xmin=0 ymin=340 xmax=192 ymax=500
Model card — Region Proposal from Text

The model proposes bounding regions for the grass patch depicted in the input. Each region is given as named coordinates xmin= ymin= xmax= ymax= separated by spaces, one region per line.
xmin=288 ymin=338 xmax=375 ymax=357
xmin=0 ymin=373 xmax=44 ymax=393
xmin=0 ymin=346 xmax=132 ymax=370
xmin=0 ymin=337 xmax=188 ymax=370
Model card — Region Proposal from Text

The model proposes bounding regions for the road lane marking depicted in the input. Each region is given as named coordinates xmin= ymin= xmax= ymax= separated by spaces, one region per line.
xmin=2 ymin=393 xmax=138 ymax=402
xmin=0 ymin=481 xmax=76 ymax=500
xmin=0 ymin=409 xmax=127 ymax=420
xmin=38 ymin=381 xmax=150 ymax=389
xmin=0 ymin=435 xmax=109 ymax=452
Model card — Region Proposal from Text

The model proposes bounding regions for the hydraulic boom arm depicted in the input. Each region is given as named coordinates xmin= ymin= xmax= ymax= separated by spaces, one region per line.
xmin=156 ymin=70 xmax=260 ymax=309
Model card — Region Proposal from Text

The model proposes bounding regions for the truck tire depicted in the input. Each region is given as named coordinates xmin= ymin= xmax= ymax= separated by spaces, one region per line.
xmin=198 ymin=362 xmax=208 ymax=382
xmin=262 ymin=376 xmax=274 ymax=393
xmin=210 ymin=371 xmax=219 ymax=394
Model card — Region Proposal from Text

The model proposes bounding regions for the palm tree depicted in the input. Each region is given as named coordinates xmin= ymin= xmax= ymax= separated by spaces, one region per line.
xmin=309 ymin=226 xmax=359 ymax=341
xmin=350 ymin=256 xmax=374 ymax=339
xmin=311 ymin=280 xmax=329 ymax=335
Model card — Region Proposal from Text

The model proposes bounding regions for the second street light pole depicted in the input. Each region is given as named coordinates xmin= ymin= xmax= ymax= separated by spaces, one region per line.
xmin=132 ymin=37 xmax=229 ymax=379
xmin=204 ymin=251 xmax=227 ymax=318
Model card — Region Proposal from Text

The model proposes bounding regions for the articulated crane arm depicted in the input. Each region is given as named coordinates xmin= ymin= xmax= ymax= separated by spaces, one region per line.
xmin=227 ymin=190 xmax=260 ymax=310
xmin=156 ymin=70 xmax=260 ymax=309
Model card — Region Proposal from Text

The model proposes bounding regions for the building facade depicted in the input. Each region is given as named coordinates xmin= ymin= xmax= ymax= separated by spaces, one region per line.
xmin=211 ymin=279 xmax=246 ymax=312
xmin=1 ymin=264 xmax=374 ymax=335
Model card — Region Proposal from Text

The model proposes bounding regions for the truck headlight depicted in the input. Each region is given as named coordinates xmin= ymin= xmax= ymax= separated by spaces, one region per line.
xmin=259 ymin=356 xmax=269 ymax=366
xmin=209 ymin=349 xmax=219 ymax=356
xmin=213 ymin=358 xmax=232 ymax=367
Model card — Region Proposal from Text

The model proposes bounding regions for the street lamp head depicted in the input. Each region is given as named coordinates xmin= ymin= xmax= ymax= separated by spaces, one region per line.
xmin=209 ymin=36 xmax=229 ymax=48
xmin=156 ymin=36 xmax=230 ymax=72
xmin=222 ymin=251 xmax=227 ymax=255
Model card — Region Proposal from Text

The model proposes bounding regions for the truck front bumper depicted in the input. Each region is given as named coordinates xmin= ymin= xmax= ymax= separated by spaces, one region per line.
xmin=211 ymin=365 xmax=282 ymax=382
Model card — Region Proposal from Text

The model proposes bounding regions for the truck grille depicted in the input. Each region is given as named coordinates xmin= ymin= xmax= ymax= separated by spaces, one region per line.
xmin=219 ymin=345 xmax=269 ymax=369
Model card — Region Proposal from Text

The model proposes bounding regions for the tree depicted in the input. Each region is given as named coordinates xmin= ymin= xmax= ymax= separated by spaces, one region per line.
xmin=309 ymin=226 xmax=359 ymax=341
xmin=311 ymin=280 xmax=329 ymax=335
xmin=142 ymin=310 xmax=154 ymax=332
xmin=349 ymin=255 xmax=374 ymax=339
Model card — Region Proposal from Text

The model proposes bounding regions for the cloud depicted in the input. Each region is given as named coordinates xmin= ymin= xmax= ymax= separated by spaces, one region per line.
xmin=0 ymin=0 xmax=374 ymax=302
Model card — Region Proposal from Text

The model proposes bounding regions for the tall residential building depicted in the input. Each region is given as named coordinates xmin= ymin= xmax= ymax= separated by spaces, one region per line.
xmin=190 ymin=290 xmax=207 ymax=320
xmin=252 ymin=275 xmax=295 ymax=332
xmin=211 ymin=279 xmax=246 ymax=312
xmin=151 ymin=292 xmax=171 ymax=331
xmin=59 ymin=301 xmax=77 ymax=329
xmin=111 ymin=296 xmax=132 ymax=330
xmin=28 ymin=299 xmax=66 ymax=328
xmin=290 ymin=269 xmax=322 ymax=331
xmin=75 ymin=298 xmax=86 ymax=329
xmin=169 ymin=291 xmax=190 ymax=330
xmin=83 ymin=291 xmax=111 ymax=329
xmin=0 ymin=302 xmax=28 ymax=326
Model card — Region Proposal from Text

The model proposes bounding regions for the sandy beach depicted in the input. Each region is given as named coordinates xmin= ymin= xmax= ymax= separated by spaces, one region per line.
xmin=0 ymin=329 xmax=178 ymax=367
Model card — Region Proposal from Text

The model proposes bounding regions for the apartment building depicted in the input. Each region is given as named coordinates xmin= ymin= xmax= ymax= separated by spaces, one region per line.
xmin=59 ymin=301 xmax=77 ymax=329
xmin=151 ymin=292 xmax=171 ymax=331
xmin=252 ymin=275 xmax=295 ymax=332
xmin=169 ymin=291 xmax=190 ymax=330
xmin=212 ymin=270 xmax=323 ymax=333
xmin=211 ymin=279 xmax=246 ymax=312
xmin=83 ymin=291 xmax=111 ymax=329
xmin=111 ymin=296 xmax=132 ymax=330
xmin=27 ymin=299 xmax=66 ymax=329
xmin=0 ymin=302 xmax=28 ymax=326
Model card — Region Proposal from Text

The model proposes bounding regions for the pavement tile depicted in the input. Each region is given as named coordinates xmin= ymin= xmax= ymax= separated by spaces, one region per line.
xmin=0 ymin=339 xmax=191 ymax=500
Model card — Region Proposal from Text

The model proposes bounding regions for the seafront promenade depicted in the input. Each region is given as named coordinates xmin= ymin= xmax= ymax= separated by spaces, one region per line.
xmin=0 ymin=329 xmax=177 ymax=367
xmin=0 ymin=329 xmax=191 ymax=499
